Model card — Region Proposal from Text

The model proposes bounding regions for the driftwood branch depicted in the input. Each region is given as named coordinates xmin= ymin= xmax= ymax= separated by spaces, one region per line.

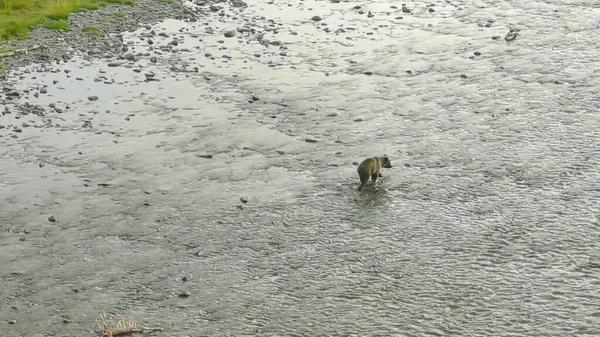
xmin=0 ymin=45 xmax=43 ymax=59
xmin=95 ymin=311 xmax=163 ymax=337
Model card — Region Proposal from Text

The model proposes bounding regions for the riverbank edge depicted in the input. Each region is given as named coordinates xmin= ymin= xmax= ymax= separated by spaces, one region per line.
xmin=0 ymin=0 xmax=201 ymax=74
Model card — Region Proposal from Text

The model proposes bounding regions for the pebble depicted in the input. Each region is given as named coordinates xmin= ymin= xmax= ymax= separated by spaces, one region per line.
xmin=311 ymin=16 xmax=322 ymax=21
xmin=196 ymin=154 xmax=213 ymax=158
xmin=224 ymin=30 xmax=236 ymax=38
xmin=240 ymin=196 xmax=248 ymax=203
xmin=305 ymin=138 xmax=318 ymax=143
xmin=8 ymin=320 xmax=16 ymax=324
xmin=179 ymin=291 xmax=191 ymax=298
xmin=88 ymin=96 xmax=99 ymax=101
xmin=48 ymin=216 xmax=57 ymax=222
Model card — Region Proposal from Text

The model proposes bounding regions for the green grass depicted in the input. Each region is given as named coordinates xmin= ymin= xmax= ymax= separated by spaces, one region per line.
xmin=82 ymin=25 xmax=102 ymax=36
xmin=0 ymin=0 xmax=137 ymax=44
xmin=42 ymin=19 xmax=70 ymax=30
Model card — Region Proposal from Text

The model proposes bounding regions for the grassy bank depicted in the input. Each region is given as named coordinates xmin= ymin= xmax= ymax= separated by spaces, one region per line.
xmin=0 ymin=0 xmax=135 ymax=44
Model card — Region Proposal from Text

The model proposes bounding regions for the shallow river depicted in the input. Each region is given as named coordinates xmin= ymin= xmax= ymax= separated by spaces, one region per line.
xmin=1 ymin=0 xmax=600 ymax=336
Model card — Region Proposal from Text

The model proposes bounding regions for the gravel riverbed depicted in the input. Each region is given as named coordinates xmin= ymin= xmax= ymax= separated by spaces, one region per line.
xmin=2 ymin=0 xmax=600 ymax=336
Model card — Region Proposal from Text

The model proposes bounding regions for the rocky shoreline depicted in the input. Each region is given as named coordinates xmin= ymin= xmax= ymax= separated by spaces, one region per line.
xmin=0 ymin=0 xmax=248 ymax=71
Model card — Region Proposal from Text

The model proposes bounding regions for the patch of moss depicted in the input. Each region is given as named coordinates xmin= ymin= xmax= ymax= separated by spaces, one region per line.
xmin=82 ymin=25 xmax=103 ymax=36
xmin=43 ymin=19 xmax=71 ymax=31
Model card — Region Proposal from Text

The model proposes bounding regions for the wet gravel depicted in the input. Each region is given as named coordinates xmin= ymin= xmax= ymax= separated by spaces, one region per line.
xmin=2 ymin=0 xmax=600 ymax=336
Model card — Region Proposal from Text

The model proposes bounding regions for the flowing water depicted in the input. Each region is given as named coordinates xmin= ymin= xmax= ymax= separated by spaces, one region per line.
xmin=1 ymin=0 xmax=600 ymax=336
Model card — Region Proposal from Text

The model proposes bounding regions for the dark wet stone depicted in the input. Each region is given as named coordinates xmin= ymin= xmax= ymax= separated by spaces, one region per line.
xmin=230 ymin=0 xmax=247 ymax=7
xmin=240 ymin=196 xmax=248 ymax=203
xmin=311 ymin=16 xmax=322 ymax=21
xmin=492 ymin=35 xmax=501 ymax=40
xmin=97 ymin=183 xmax=112 ymax=188
xmin=88 ymin=96 xmax=99 ymax=101
xmin=107 ymin=62 xmax=122 ymax=67
xmin=505 ymin=30 xmax=519 ymax=41
xmin=363 ymin=71 xmax=373 ymax=75
xmin=62 ymin=319 xmax=70 ymax=324
xmin=474 ymin=51 xmax=481 ymax=56
xmin=224 ymin=30 xmax=236 ymax=38
xmin=13 ymin=128 xmax=22 ymax=133
xmin=367 ymin=11 xmax=374 ymax=18
xmin=48 ymin=216 xmax=57 ymax=222
xmin=150 ymin=57 xmax=157 ymax=63
xmin=354 ymin=118 xmax=363 ymax=122
xmin=461 ymin=74 xmax=468 ymax=79
xmin=305 ymin=138 xmax=318 ymax=143
xmin=179 ymin=291 xmax=191 ymax=298
xmin=145 ymin=72 xmax=155 ymax=79
xmin=6 ymin=91 xmax=20 ymax=97
xmin=8 ymin=320 xmax=16 ymax=324
xmin=236 ymin=204 xmax=244 ymax=210
xmin=429 ymin=8 xmax=435 ymax=12
xmin=196 ymin=154 xmax=213 ymax=159
xmin=251 ymin=94 xmax=260 ymax=101
xmin=327 ymin=112 xmax=339 ymax=117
